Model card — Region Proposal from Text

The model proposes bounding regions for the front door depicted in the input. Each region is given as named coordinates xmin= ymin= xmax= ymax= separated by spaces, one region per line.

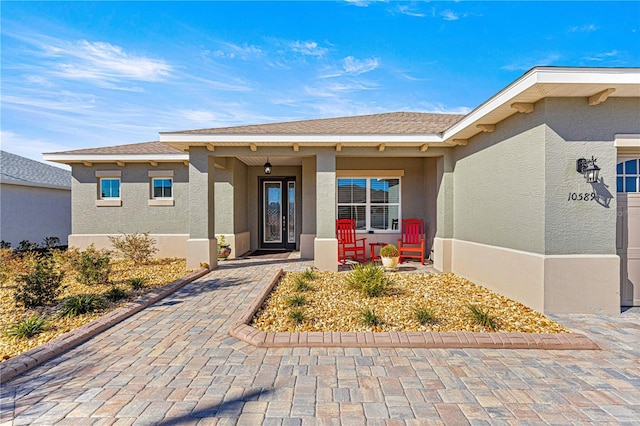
xmin=618 ymin=193 xmax=640 ymax=306
xmin=260 ymin=177 xmax=296 ymax=250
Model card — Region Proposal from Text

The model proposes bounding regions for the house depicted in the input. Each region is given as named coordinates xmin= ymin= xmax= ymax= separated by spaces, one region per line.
xmin=0 ymin=150 xmax=72 ymax=247
xmin=44 ymin=67 xmax=640 ymax=314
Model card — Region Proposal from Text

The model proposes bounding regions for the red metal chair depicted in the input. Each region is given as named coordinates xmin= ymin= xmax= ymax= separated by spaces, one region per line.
xmin=397 ymin=219 xmax=425 ymax=265
xmin=336 ymin=219 xmax=367 ymax=264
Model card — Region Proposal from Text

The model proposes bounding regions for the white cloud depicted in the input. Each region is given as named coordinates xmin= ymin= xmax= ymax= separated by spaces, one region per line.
xmin=344 ymin=0 xmax=387 ymax=7
xmin=396 ymin=5 xmax=426 ymax=17
xmin=583 ymin=50 xmax=618 ymax=62
xmin=440 ymin=10 xmax=463 ymax=21
xmin=501 ymin=53 xmax=561 ymax=71
xmin=417 ymin=102 xmax=471 ymax=115
xmin=569 ymin=24 xmax=598 ymax=33
xmin=288 ymin=40 xmax=329 ymax=57
xmin=343 ymin=56 xmax=380 ymax=75
xmin=211 ymin=42 xmax=263 ymax=60
xmin=0 ymin=130 xmax=73 ymax=169
xmin=42 ymin=39 xmax=172 ymax=83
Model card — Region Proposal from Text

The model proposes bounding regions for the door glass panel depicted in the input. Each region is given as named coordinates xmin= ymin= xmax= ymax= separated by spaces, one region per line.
xmin=288 ymin=182 xmax=295 ymax=243
xmin=626 ymin=177 xmax=638 ymax=193
xmin=264 ymin=182 xmax=282 ymax=243
xmin=625 ymin=159 xmax=637 ymax=174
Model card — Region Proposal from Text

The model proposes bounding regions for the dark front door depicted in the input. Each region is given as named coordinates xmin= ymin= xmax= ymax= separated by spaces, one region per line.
xmin=260 ymin=177 xmax=296 ymax=250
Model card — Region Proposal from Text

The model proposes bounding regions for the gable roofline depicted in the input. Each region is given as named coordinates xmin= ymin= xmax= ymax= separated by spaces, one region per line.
xmin=0 ymin=150 xmax=71 ymax=189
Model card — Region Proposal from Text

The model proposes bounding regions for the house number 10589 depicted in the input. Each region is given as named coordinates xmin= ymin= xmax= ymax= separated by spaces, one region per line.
xmin=567 ymin=192 xmax=596 ymax=201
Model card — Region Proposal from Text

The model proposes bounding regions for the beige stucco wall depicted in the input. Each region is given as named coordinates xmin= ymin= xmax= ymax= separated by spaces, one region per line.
xmin=0 ymin=183 xmax=71 ymax=246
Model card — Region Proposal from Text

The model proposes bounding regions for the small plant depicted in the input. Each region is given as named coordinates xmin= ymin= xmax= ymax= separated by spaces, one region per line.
xmin=379 ymin=244 xmax=399 ymax=258
xmin=42 ymin=237 xmax=61 ymax=249
xmin=293 ymin=276 xmax=311 ymax=292
xmin=59 ymin=294 xmax=105 ymax=317
xmin=108 ymin=232 xmax=158 ymax=263
xmin=288 ymin=308 xmax=306 ymax=324
xmin=17 ymin=240 xmax=38 ymax=252
xmin=286 ymin=295 xmax=306 ymax=307
xmin=301 ymin=268 xmax=316 ymax=280
xmin=414 ymin=306 xmax=435 ymax=325
xmin=70 ymin=245 xmax=111 ymax=286
xmin=359 ymin=307 xmax=381 ymax=326
xmin=128 ymin=277 xmax=146 ymax=290
xmin=467 ymin=304 xmax=498 ymax=331
xmin=105 ymin=287 xmax=128 ymax=302
xmin=346 ymin=263 xmax=391 ymax=297
xmin=0 ymin=240 xmax=11 ymax=249
xmin=6 ymin=313 xmax=48 ymax=339
xmin=13 ymin=257 xmax=64 ymax=308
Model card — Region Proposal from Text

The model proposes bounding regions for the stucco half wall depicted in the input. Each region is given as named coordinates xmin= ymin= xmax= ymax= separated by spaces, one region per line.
xmin=434 ymin=237 xmax=620 ymax=314
xmin=68 ymin=234 xmax=189 ymax=259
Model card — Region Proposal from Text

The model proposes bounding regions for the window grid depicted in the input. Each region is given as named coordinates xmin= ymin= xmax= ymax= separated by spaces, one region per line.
xmin=100 ymin=178 xmax=120 ymax=199
xmin=336 ymin=177 xmax=401 ymax=232
xmin=617 ymin=159 xmax=640 ymax=193
xmin=152 ymin=178 xmax=173 ymax=199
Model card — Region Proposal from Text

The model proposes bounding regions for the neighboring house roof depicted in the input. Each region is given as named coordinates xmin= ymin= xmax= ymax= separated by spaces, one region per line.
xmin=0 ymin=150 xmax=71 ymax=190
xmin=163 ymin=112 xmax=466 ymax=135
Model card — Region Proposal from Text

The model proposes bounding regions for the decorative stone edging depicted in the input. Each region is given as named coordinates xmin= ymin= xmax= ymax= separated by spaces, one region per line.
xmin=229 ymin=269 xmax=600 ymax=351
xmin=0 ymin=267 xmax=210 ymax=382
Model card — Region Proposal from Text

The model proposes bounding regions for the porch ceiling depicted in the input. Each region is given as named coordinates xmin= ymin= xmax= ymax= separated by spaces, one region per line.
xmin=237 ymin=156 xmax=303 ymax=166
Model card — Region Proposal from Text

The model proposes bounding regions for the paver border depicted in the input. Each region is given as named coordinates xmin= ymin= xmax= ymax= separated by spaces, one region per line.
xmin=229 ymin=268 xmax=600 ymax=350
xmin=0 ymin=267 xmax=210 ymax=382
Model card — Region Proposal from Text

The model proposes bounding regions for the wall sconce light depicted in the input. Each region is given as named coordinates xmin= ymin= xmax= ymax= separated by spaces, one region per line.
xmin=576 ymin=156 xmax=600 ymax=183
xmin=264 ymin=157 xmax=272 ymax=175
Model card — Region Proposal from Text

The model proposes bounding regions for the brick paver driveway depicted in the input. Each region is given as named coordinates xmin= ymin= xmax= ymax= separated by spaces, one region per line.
xmin=2 ymin=258 xmax=640 ymax=425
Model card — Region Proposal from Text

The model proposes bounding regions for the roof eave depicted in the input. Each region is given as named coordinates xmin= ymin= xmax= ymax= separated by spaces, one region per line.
xmin=42 ymin=153 xmax=189 ymax=165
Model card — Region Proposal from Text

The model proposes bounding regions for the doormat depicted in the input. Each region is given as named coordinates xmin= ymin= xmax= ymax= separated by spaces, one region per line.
xmin=248 ymin=250 xmax=292 ymax=259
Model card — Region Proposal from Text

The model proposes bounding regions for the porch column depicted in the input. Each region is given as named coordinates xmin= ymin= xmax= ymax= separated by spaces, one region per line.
xmin=186 ymin=147 xmax=217 ymax=270
xmin=314 ymin=152 xmax=338 ymax=271
xmin=433 ymin=151 xmax=454 ymax=272
xmin=300 ymin=157 xmax=317 ymax=259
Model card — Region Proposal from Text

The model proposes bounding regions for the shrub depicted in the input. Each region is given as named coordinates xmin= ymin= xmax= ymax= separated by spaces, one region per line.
xmin=293 ymin=276 xmax=311 ymax=292
xmin=59 ymin=294 xmax=105 ymax=317
xmin=286 ymin=295 xmax=306 ymax=307
xmin=414 ymin=306 xmax=435 ymax=325
xmin=70 ymin=245 xmax=111 ymax=286
xmin=288 ymin=308 xmax=306 ymax=324
xmin=346 ymin=263 xmax=391 ymax=297
xmin=108 ymin=232 xmax=158 ymax=263
xmin=105 ymin=287 xmax=128 ymax=302
xmin=6 ymin=313 xmax=48 ymax=339
xmin=42 ymin=237 xmax=61 ymax=249
xmin=17 ymin=240 xmax=38 ymax=252
xmin=467 ymin=304 xmax=498 ymax=331
xmin=13 ymin=258 xmax=64 ymax=308
xmin=301 ymin=268 xmax=317 ymax=281
xmin=379 ymin=244 xmax=399 ymax=258
xmin=129 ymin=277 xmax=146 ymax=290
xmin=0 ymin=241 xmax=11 ymax=249
xmin=359 ymin=307 xmax=381 ymax=326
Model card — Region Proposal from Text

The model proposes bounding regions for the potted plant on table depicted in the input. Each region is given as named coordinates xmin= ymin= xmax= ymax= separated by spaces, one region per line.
xmin=379 ymin=244 xmax=399 ymax=270
xmin=217 ymin=235 xmax=232 ymax=260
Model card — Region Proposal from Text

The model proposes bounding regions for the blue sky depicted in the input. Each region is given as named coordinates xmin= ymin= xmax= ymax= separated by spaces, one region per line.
xmin=1 ymin=1 xmax=638 ymax=165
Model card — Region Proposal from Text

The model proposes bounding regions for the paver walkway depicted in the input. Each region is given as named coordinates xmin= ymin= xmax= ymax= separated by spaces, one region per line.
xmin=1 ymin=258 xmax=640 ymax=425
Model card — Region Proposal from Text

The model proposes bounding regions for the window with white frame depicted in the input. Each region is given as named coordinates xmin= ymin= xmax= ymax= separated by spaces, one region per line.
xmin=337 ymin=177 xmax=400 ymax=231
xmin=152 ymin=178 xmax=173 ymax=199
xmin=100 ymin=178 xmax=121 ymax=199
xmin=617 ymin=158 xmax=640 ymax=193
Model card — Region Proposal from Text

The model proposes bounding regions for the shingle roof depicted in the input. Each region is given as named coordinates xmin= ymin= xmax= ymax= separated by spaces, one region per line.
xmin=0 ymin=151 xmax=71 ymax=189
xmin=164 ymin=112 xmax=466 ymax=135
xmin=47 ymin=141 xmax=183 ymax=155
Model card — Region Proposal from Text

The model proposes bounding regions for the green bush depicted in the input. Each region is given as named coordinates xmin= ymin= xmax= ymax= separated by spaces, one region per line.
xmin=0 ymin=241 xmax=11 ymax=249
xmin=288 ymin=308 xmax=306 ymax=325
xmin=286 ymin=295 xmax=306 ymax=307
xmin=359 ymin=307 xmax=381 ymax=326
xmin=13 ymin=258 xmax=64 ymax=308
xmin=379 ymin=244 xmax=399 ymax=258
xmin=467 ymin=304 xmax=498 ymax=331
xmin=128 ymin=277 xmax=146 ymax=290
xmin=105 ymin=287 xmax=129 ymax=302
xmin=17 ymin=240 xmax=38 ymax=252
xmin=42 ymin=236 xmax=61 ymax=249
xmin=301 ymin=268 xmax=317 ymax=281
xmin=293 ymin=276 xmax=311 ymax=292
xmin=6 ymin=313 xmax=48 ymax=339
xmin=346 ymin=263 xmax=392 ymax=297
xmin=414 ymin=306 xmax=435 ymax=325
xmin=70 ymin=245 xmax=111 ymax=286
xmin=108 ymin=232 xmax=158 ymax=263
xmin=59 ymin=294 xmax=105 ymax=317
